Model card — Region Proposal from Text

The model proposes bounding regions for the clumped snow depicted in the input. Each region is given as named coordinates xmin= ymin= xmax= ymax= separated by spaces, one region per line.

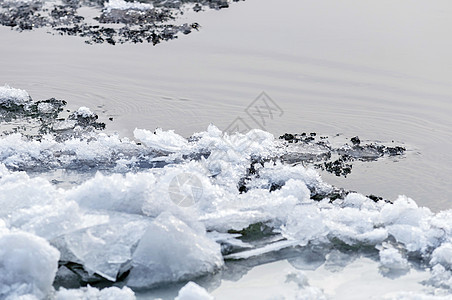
xmin=0 ymin=229 xmax=60 ymax=299
xmin=104 ymin=0 xmax=154 ymax=13
xmin=56 ymin=285 xmax=135 ymax=300
xmin=0 ymin=85 xmax=30 ymax=106
xmin=175 ymin=282 xmax=214 ymax=300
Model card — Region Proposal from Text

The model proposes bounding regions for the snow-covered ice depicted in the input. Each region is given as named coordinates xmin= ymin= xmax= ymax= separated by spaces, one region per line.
xmin=174 ymin=282 xmax=213 ymax=300
xmin=0 ymin=229 xmax=60 ymax=299
xmin=56 ymin=285 xmax=136 ymax=300
xmin=104 ymin=0 xmax=154 ymax=13
xmin=0 ymin=85 xmax=30 ymax=106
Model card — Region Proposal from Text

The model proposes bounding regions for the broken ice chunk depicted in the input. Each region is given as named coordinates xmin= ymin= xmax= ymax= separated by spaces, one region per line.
xmin=127 ymin=212 xmax=223 ymax=288
xmin=0 ymin=169 xmax=57 ymax=218
xmin=175 ymin=282 xmax=213 ymax=300
xmin=207 ymin=231 xmax=253 ymax=254
xmin=378 ymin=244 xmax=409 ymax=271
xmin=281 ymin=205 xmax=328 ymax=246
xmin=224 ymin=240 xmax=299 ymax=260
xmin=67 ymin=172 xmax=157 ymax=215
xmin=134 ymin=128 xmax=189 ymax=152
xmin=0 ymin=85 xmax=31 ymax=107
xmin=64 ymin=214 xmax=152 ymax=282
xmin=0 ymin=231 xmax=60 ymax=299
xmin=8 ymin=200 xmax=84 ymax=240
xmin=431 ymin=243 xmax=452 ymax=269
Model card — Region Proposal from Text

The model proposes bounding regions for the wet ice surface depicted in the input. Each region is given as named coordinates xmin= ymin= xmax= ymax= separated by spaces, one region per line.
xmin=1 ymin=88 xmax=452 ymax=299
xmin=0 ymin=0 xmax=240 ymax=45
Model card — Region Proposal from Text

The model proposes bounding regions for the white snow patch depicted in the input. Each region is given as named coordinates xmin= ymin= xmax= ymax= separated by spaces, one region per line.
xmin=75 ymin=106 xmax=95 ymax=118
xmin=0 ymin=85 xmax=30 ymax=105
xmin=431 ymin=243 xmax=452 ymax=269
xmin=67 ymin=172 xmax=157 ymax=214
xmin=175 ymin=282 xmax=213 ymax=300
xmin=134 ymin=128 xmax=189 ymax=152
xmin=104 ymin=0 xmax=153 ymax=12
xmin=379 ymin=244 xmax=409 ymax=270
xmin=0 ymin=230 xmax=60 ymax=299
xmin=56 ymin=285 xmax=135 ymax=300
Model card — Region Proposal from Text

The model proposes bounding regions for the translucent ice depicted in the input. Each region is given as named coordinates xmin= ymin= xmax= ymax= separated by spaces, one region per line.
xmin=225 ymin=240 xmax=299 ymax=260
xmin=64 ymin=214 xmax=153 ymax=281
xmin=127 ymin=212 xmax=223 ymax=288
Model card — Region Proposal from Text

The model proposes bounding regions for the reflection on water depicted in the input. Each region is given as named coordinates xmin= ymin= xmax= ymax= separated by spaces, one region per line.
xmin=137 ymin=247 xmax=431 ymax=300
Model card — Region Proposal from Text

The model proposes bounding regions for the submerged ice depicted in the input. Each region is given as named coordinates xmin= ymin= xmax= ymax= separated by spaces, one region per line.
xmin=0 ymin=87 xmax=451 ymax=299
